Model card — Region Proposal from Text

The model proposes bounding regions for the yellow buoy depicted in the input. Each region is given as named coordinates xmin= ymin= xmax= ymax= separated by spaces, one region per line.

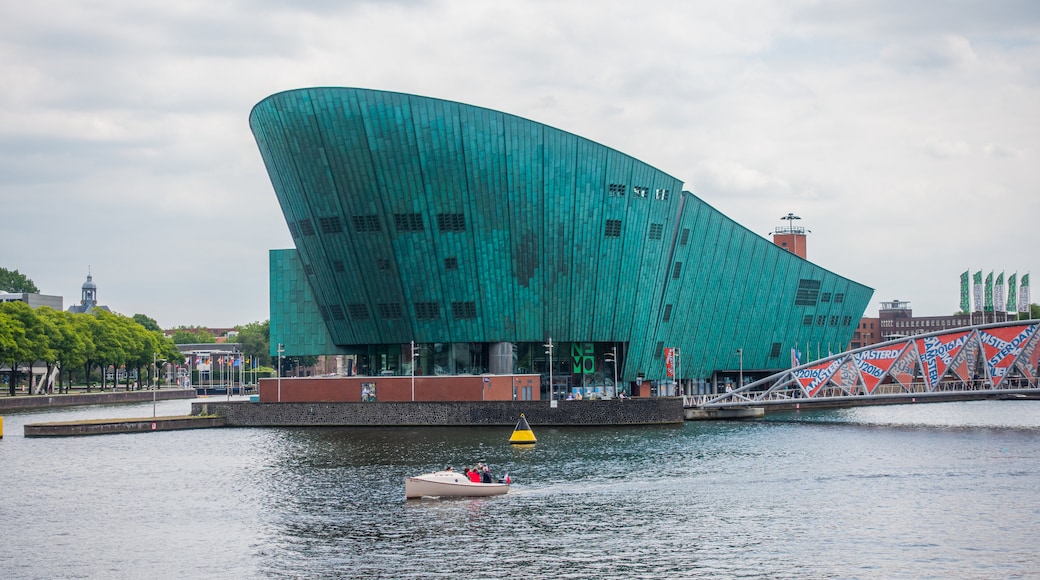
xmin=0 ymin=416 xmax=3 ymax=438
xmin=508 ymin=413 xmax=536 ymax=444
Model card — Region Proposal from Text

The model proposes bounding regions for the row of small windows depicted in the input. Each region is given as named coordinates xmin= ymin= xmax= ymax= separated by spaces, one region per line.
xmin=325 ymin=301 xmax=479 ymax=321
xmin=820 ymin=292 xmax=845 ymax=303
xmin=394 ymin=213 xmax=424 ymax=232
xmin=893 ymin=318 xmax=967 ymax=328
xmin=353 ymin=215 xmax=381 ymax=232
xmin=436 ymin=213 xmax=466 ymax=232
xmin=312 ymin=256 xmax=462 ymax=276
xmin=607 ymin=184 xmax=670 ymax=200
xmin=292 ymin=213 xmax=468 ymax=236
xmin=802 ymin=315 xmax=854 ymax=326
xmin=603 ymin=220 xmax=665 ymax=240
xmin=319 ymin=217 xmax=343 ymax=234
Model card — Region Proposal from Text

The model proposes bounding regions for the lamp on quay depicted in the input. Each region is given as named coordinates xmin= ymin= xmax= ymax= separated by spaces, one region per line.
xmin=277 ymin=343 xmax=284 ymax=402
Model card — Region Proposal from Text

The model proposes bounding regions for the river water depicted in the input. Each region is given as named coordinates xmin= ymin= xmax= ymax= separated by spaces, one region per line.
xmin=2 ymin=399 xmax=1039 ymax=579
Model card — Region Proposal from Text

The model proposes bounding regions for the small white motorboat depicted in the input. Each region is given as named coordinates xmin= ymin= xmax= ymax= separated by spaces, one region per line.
xmin=405 ymin=470 xmax=510 ymax=499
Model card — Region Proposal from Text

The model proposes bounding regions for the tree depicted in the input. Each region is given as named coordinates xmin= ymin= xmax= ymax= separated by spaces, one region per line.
xmin=0 ymin=267 xmax=39 ymax=293
xmin=29 ymin=306 xmax=60 ymax=393
xmin=171 ymin=326 xmax=216 ymax=344
xmin=52 ymin=311 xmax=90 ymax=393
xmin=132 ymin=313 xmax=162 ymax=333
xmin=91 ymin=310 xmax=130 ymax=391
xmin=0 ymin=301 xmax=48 ymax=395
xmin=235 ymin=320 xmax=271 ymax=368
xmin=0 ymin=310 xmax=26 ymax=395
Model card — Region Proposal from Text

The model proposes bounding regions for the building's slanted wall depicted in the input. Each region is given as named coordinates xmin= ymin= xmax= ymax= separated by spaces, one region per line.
xmin=253 ymin=87 xmax=873 ymax=382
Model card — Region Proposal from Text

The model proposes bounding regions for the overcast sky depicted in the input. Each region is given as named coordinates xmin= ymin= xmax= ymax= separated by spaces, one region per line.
xmin=3 ymin=0 xmax=1038 ymax=329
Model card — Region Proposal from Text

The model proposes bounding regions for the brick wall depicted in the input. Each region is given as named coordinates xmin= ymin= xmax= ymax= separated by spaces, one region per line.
xmin=258 ymin=374 xmax=541 ymax=402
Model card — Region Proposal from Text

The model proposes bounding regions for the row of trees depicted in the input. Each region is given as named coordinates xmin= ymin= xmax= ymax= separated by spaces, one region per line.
xmin=0 ymin=302 xmax=183 ymax=395
xmin=0 ymin=268 xmax=289 ymax=393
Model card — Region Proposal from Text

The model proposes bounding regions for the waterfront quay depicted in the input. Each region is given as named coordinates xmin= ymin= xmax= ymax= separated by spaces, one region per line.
xmin=0 ymin=388 xmax=197 ymax=411
xmin=192 ymin=397 xmax=684 ymax=427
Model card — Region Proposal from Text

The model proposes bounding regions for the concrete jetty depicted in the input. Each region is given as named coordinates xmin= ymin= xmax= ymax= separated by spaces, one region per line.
xmin=24 ymin=415 xmax=225 ymax=437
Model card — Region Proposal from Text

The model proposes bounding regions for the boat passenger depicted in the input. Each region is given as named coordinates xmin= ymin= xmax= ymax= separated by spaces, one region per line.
xmin=481 ymin=465 xmax=493 ymax=484
xmin=467 ymin=467 xmax=481 ymax=483
xmin=445 ymin=466 xmax=453 ymax=472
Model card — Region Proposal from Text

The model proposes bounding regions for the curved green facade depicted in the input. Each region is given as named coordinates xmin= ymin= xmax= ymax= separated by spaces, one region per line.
xmin=250 ymin=87 xmax=872 ymax=388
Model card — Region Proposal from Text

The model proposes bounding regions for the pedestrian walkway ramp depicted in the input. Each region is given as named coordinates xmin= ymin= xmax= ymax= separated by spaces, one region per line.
xmin=689 ymin=320 xmax=1040 ymax=410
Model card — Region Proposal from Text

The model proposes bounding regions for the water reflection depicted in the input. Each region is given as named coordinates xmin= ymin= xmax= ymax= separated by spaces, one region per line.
xmin=3 ymin=400 xmax=1040 ymax=578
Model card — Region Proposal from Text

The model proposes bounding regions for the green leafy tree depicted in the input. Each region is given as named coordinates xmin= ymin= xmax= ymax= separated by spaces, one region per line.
xmin=121 ymin=316 xmax=149 ymax=390
xmin=51 ymin=311 xmax=89 ymax=393
xmin=76 ymin=314 xmax=100 ymax=391
xmin=0 ymin=310 xmax=26 ymax=394
xmin=153 ymin=334 xmax=184 ymax=385
xmin=0 ymin=301 xmax=48 ymax=395
xmin=0 ymin=267 xmax=39 ymax=293
xmin=171 ymin=326 xmax=216 ymax=344
xmin=235 ymin=320 xmax=271 ymax=368
xmin=91 ymin=310 xmax=130 ymax=391
xmin=132 ymin=314 xmax=162 ymax=333
xmin=29 ymin=306 xmax=60 ymax=393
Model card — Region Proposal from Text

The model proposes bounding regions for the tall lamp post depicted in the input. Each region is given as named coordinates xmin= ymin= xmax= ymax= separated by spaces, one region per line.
xmin=277 ymin=343 xmax=284 ymax=402
xmin=675 ymin=348 xmax=682 ymax=397
xmin=736 ymin=348 xmax=744 ymax=390
xmin=410 ymin=340 xmax=418 ymax=402
xmin=544 ymin=338 xmax=554 ymax=400
xmin=605 ymin=345 xmax=618 ymax=397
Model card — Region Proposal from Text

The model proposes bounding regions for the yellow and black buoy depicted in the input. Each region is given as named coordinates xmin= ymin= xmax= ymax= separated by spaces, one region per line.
xmin=509 ymin=413 xmax=536 ymax=445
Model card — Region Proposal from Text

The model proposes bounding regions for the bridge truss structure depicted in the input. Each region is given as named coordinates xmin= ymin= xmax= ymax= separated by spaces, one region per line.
xmin=696 ymin=320 xmax=1040 ymax=409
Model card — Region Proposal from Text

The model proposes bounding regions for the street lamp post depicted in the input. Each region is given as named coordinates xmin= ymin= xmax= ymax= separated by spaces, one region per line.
xmin=277 ymin=343 xmax=284 ymax=402
xmin=152 ymin=358 xmax=165 ymax=418
xmin=676 ymin=348 xmax=682 ymax=396
xmin=544 ymin=338 xmax=554 ymax=400
xmin=736 ymin=348 xmax=744 ymax=390
xmin=410 ymin=340 xmax=418 ymax=402
xmin=605 ymin=345 xmax=618 ymax=398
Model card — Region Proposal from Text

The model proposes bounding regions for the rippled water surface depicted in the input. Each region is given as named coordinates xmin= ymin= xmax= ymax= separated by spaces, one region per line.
xmin=2 ymin=399 xmax=1040 ymax=578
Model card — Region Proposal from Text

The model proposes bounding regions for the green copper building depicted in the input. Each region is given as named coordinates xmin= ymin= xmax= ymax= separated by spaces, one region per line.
xmin=250 ymin=87 xmax=872 ymax=396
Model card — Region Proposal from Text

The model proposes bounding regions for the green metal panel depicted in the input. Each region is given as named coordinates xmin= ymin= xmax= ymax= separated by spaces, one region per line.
xmin=251 ymin=87 xmax=874 ymax=381
xmin=269 ymin=249 xmax=350 ymax=357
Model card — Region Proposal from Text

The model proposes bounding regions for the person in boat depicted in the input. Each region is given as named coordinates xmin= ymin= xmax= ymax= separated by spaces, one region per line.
xmin=445 ymin=465 xmax=453 ymax=472
xmin=467 ymin=467 xmax=481 ymax=483
xmin=481 ymin=465 xmax=493 ymax=483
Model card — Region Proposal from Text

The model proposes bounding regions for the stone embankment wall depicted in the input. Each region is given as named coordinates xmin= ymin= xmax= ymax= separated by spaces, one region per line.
xmin=0 ymin=389 xmax=197 ymax=411
xmin=193 ymin=398 xmax=684 ymax=426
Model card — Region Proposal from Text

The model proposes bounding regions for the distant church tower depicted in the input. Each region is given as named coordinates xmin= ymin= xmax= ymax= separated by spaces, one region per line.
xmin=771 ymin=212 xmax=809 ymax=259
xmin=80 ymin=273 xmax=97 ymax=308
xmin=68 ymin=270 xmax=110 ymax=314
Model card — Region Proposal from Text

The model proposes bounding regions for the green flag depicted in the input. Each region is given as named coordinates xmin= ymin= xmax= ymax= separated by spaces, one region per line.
xmin=996 ymin=272 xmax=1006 ymax=313
xmin=973 ymin=271 xmax=983 ymax=312
xmin=1007 ymin=273 xmax=1018 ymax=313
xmin=985 ymin=272 xmax=994 ymax=312
xmin=1020 ymin=274 xmax=1030 ymax=314
xmin=960 ymin=271 xmax=970 ymax=312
